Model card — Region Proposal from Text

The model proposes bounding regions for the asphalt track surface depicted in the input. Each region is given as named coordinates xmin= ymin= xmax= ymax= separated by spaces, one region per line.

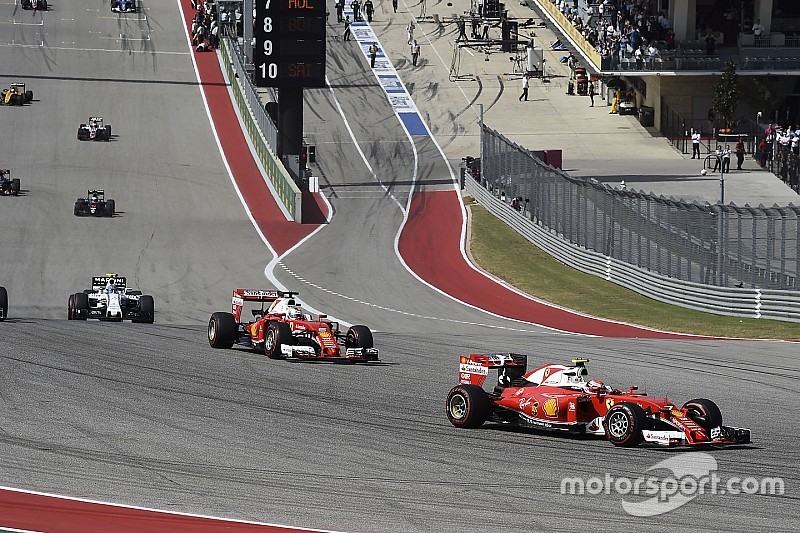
xmin=0 ymin=1 xmax=798 ymax=532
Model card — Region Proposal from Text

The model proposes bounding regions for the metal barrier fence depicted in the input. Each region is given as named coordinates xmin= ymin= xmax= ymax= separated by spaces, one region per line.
xmin=476 ymin=125 xmax=800 ymax=320
xmin=219 ymin=36 xmax=302 ymax=221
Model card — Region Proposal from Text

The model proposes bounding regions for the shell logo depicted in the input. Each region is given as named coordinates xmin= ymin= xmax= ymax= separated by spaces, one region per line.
xmin=543 ymin=398 xmax=558 ymax=417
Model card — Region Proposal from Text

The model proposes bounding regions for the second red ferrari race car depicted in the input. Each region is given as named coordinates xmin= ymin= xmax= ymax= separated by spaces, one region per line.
xmin=208 ymin=290 xmax=379 ymax=363
xmin=446 ymin=355 xmax=750 ymax=448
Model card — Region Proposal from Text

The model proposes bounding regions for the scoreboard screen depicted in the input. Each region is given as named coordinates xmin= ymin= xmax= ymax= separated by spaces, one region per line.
xmin=253 ymin=0 xmax=326 ymax=88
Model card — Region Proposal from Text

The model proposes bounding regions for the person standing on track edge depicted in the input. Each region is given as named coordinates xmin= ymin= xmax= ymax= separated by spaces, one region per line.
xmin=335 ymin=0 xmax=343 ymax=22
xmin=411 ymin=40 xmax=420 ymax=66
xmin=735 ymin=139 xmax=745 ymax=170
xmin=691 ymin=129 xmax=701 ymax=159
xmin=588 ymin=81 xmax=595 ymax=107
xmin=392 ymin=0 xmax=397 ymax=13
xmin=364 ymin=0 xmax=374 ymax=22
xmin=519 ymin=74 xmax=529 ymax=101
xmin=369 ymin=42 xmax=378 ymax=68
xmin=342 ymin=16 xmax=351 ymax=40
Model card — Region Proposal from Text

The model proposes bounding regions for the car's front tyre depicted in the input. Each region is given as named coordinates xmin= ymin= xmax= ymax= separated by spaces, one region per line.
xmin=264 ymin=321 xmax=293 ymax=359
xmin=682 ymin=398 xmax=723 ymax=434
xmin=604 ymin=402 xmax=648 ymax=447
xmin=208 ymin=312 xmax=237 ymax=348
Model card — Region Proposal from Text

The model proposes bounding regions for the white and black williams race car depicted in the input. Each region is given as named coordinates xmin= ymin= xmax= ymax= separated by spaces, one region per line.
xmin=111 ymin=0 xmax=139 ymax=12
xmin=67 ymin=275 xmax=154 ymax=323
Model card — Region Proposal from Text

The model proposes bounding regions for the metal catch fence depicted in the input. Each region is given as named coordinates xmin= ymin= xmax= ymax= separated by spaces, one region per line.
xmin=479 ymin=125 xmax=800 ymax=291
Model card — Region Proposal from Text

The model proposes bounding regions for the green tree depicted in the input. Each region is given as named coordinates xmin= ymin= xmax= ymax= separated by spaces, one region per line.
xmin=711 ymin=60 xmax=741 ymax=129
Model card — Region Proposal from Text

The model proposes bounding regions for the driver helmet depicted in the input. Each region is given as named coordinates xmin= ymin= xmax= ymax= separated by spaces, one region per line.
xmin=91 ymin=194 xmax=98 ymax=202
xmin=287 ymin=306 xmax=302 ymax=319
xmin=106 ymin=280 xmax=116 ymax=292
xmin=587 ymin=379 xmax=605 ymax=392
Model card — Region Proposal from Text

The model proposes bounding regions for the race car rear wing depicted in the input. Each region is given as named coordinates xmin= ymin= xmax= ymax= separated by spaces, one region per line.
xmin=231 ymin=289 xmax=299 ymax=321
xmin=92 ymin=275 xmax=127 ymax=291
xmin=458 ymin=353 xmax=528 ymax=387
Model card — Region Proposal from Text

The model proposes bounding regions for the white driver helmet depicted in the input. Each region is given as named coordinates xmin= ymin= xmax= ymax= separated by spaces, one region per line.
xmin=288 ymin=307 xmax=302 ymax=319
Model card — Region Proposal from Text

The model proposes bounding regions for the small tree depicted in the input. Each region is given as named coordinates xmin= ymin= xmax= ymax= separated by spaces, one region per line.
xmin=711 ymin=60 xmax=741 ymax=130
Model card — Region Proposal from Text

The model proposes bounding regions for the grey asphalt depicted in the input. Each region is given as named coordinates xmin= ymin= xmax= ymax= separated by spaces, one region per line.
xmin=0 ymin=1 xmax=798 ymax=532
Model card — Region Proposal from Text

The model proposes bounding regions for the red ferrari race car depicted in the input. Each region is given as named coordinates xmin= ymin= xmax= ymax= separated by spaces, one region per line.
xmin=446 ymin=355 xmax=751 ymax=448
xmin=208 ymin=290 xmax=379 ymax=363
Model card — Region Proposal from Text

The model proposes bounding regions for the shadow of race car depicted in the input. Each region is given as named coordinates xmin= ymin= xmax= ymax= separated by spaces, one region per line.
xmin=74 ymin=189 xmax=115 ymax=217
xmin=447 ymin=355 xmax=751 ymax=448
xmin=208 ymin=290 xmax=379 ymax=363
xmin=77 ymin=117 xmax=112 ymax=141
xmin=68 ymin=274 xmax=154 ymax=323
xmin=0 ymin=170 xmax=20 ymax=196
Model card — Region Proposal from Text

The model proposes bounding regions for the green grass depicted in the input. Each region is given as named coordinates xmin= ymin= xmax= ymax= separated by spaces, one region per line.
xmin=467 ymin=201 xmax=800 ymax=339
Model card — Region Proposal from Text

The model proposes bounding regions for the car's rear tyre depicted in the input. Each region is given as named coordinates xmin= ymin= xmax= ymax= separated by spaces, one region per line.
xmin=24 ymin=90 xmax=33 ymax=103
xmin=136 ymin=295 xmax=154 ymax=324
xmin=74 ymin=201 xmax=83 ymax=216
xmin=345 ymin=325 xmax=373 ymax=348
xmin=11 ymin=178 xmax=20 ymax=195
xmin=446 ymin=384 xmax=490 ymax=428
xmin=105 ymin=125 xmax=111 ymax=141
xmin=604 ymin=402 xmax=648 ymax=447
xmin=73 ymin=292 xmax=89 ymax=320
xmin=67 ymin=293 xmax=75 ymax=320
xmin=106 ymin=199 xmax=115 ymax=217
xmin=264 ymin=321 xmax=293 ymax=359
xmin=682 ymin=398 xmax=723 ymax=433
xmin=0 ymin=286 xmax=7 ymax=321
xmin=208 ymin=312 xmax=237 ymax=348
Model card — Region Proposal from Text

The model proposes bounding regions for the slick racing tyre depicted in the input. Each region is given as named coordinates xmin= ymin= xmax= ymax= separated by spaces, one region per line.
xmin=24 ymin=90 xmax=33 ymax=103
xmin=604 ymin=402 xmax=648 ymax=447
xmin=67 ymin=294 xmax=75 ymax=320
xmin=345 ymin=325 xmax=373 ymax=349
xmin=0 ymin=286 xmax=7 ymax=321
xmin=682 ymin=398 xmax=723 ymax=433
xmin=72 ymin=292 xmax=89 ymax=320
xmin=264 ymin=321 xmax=293 ymax=359
xmin=11 ymin=179 xmax=19 ymax=195
xmin=208 ymin=312 xmax=237 ymax=348
xmin=134 ymin=295 xmax=154 ymax=324
xmin=446 ymin=384 xmax=490 ymax=429
xmin=106 ymin=199 xmax=115 ymax=217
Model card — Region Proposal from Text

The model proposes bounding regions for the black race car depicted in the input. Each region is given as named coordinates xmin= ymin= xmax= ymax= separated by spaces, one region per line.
xmin=0 ymin=286 xmax=7 ymax=321
xmin=22 ymin=0 xmax=48 ymax=10
xmin=111 ymin=0 xmax=139 ymax=12
xmin=77 ymin=117 xmax=112 ymax=142
xmin=0 ymin=170 xmax=20 ymax=196
xmin=74 ymin=189 xmax=115 ymax=217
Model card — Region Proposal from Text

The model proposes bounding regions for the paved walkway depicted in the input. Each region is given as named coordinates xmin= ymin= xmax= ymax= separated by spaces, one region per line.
xmin=331 ymin=0 xmax=799 ymax=207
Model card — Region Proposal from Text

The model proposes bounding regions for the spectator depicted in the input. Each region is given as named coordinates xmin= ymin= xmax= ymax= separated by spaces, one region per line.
xmin=735 ymin=139 xmax=745 ymax=170
xmin=753 ymin=19 xmax=764 ymax=37
xmin=411 ymin=40 xmax=421 ymax=67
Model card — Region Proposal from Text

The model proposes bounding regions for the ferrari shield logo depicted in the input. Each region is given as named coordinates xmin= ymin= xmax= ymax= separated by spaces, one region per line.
xmin=544 ymin=368 xmax=552 ymax=379
xmin=531 ymin=401 xmax=539 ymax=416
xmin=605 ymin=398 xmax=614 ymax=410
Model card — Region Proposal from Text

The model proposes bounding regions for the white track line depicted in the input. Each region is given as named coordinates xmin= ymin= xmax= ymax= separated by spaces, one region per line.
xmin=324 ymin=75 xmax=407 ymax=213
xmin=0 ymin=485 xmax=346 ymax=533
